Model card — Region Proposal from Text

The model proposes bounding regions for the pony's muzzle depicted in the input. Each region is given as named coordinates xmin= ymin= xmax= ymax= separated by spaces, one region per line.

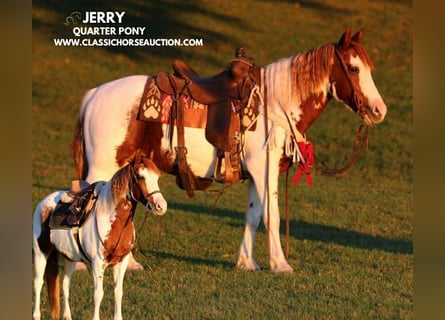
xmin=147 ymin=197 xmax=167 ymax=216
xmin=153 ymin=199 xmax=167 ymax=216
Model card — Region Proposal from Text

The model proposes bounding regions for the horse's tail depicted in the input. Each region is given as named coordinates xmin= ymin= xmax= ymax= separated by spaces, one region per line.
xmin=72 ymin=88 xmax=96 ymax=179
xmin=45 ymin=249 xmax=60 ymax=320
xmin=72 ymin=115 xmax=87 ymax=180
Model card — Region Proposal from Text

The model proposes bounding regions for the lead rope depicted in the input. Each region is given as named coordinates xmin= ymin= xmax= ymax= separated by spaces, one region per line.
xmin=262 ymin=69 xmax=272 ymax=261
xmin=285 ymin=168 xmax=290 ymax=259
xmin=315 ymin=122 xmax=369 ymax=174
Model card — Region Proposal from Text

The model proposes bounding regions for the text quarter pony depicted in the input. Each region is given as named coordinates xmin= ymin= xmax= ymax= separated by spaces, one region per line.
xmin=32 ymin=153 xmax=167 ymax=320
xmin=72 ymin=28 xmax=386 ymax=273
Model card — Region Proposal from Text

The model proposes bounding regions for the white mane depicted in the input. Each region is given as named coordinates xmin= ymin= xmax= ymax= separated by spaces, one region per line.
xmin=264 ymin=56 xmax=301 ymax=121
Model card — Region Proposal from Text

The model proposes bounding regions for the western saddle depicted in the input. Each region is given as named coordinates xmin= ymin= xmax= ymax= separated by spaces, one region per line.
xmin=50 ymin=180 xmax=104 ymax=229
xmin=155 ymin=48 xmax=256 ymax=197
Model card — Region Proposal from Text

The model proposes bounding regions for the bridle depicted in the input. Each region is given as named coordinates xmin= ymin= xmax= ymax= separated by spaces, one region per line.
xmin=129 ymin=163 xmax=162 ymax=213
xmin=333 ymin=46 xmax=367 ymax=118
xmin=313 ymin=46 xmax=370 ymax=175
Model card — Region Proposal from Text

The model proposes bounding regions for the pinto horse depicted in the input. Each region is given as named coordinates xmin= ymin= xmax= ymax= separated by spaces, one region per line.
xmin=32 ymin=153 xmax=167 ymax=320
xmin=72 ymin=28 xmax=386 ymax=273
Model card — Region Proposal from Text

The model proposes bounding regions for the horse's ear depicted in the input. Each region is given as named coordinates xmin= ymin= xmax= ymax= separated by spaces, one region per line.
xmin=351 ymin=27 xmax=364 ymax=43
xmin=338 ymin=27 xmax=352 ymax=48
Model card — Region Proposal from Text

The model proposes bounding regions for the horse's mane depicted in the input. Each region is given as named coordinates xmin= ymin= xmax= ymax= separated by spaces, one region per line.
xmin=292 ymin=44 xmax=335 ymax=105
xmin=264 ymin=41 xmax=373 ymax=115
xmin=110 ymin=164 xmax=133 ymax=203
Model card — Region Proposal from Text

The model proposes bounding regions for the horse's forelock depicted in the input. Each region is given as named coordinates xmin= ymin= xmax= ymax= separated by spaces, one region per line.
xmin=349 ymin=41 xmax=374 ymax=71
xmin=142 ymin=158 xmax=161 ymax=177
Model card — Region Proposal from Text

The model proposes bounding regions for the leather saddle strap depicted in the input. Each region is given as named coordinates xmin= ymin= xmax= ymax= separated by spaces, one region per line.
xmin=73 ymin=228 xmax=91 ymax=264
xmin=168 ymin=74 xmax=195 ymax=197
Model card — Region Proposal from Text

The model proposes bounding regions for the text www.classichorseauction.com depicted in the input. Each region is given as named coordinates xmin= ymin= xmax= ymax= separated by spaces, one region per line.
xmin=54 ymin=11 xmax=204 ymax=47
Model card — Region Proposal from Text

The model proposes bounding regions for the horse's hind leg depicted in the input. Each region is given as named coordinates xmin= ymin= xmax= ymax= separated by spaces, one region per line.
xmin=112 ymin=254 xmax=130 ymax=320
xmin=62 ymin=259 xmax=76 ymax=320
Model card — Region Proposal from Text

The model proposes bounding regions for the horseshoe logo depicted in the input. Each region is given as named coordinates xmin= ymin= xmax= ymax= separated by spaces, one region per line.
xmin=64 ymin=12 xmax=82 ymax=26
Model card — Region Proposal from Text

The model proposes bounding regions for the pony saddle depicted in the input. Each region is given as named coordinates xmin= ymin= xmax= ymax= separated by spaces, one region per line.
xmin=49 ymin=181 xmax=105 ymax=230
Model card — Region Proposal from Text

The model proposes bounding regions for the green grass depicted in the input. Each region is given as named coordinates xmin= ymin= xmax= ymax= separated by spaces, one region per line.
xmin=32 ymin=0 xmax=412 ymax=319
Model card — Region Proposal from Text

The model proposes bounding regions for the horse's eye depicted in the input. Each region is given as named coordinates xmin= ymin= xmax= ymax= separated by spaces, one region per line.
xmin=137 ymin=175 xmax=145 ymax=180
xmin=348 ymin=65 xmax=359 ymax=74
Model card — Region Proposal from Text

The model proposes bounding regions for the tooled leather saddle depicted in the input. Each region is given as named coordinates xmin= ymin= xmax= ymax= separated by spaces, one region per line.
xmin=154 ymin=48 xmax=257 ymax=197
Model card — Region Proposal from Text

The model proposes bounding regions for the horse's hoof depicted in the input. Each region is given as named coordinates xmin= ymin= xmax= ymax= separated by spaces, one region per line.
xmin=271 ymin=262 xmax=293 ymax=273
xmin=235 ymin=260 xmax=260 ymax=271
xmin=75 ymin=262 xmax=88 ymax=271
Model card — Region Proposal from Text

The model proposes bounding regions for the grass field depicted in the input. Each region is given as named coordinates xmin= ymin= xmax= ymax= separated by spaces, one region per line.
xmin=32 ymin=0 xmax=412 ymax=319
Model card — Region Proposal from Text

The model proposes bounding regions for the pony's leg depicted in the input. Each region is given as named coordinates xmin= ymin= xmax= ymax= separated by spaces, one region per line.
xmin=236 ymin=180 xmax=261 ymax=270
xmin=112 ymin=254 xmax=130 ymax=320
xmin=33 ymin=245 xmax=47 ymax=320
xmin=92 ymin=260 xmax=105 ymax=320
xmin=62 ymin=259 xmax=76 ymax=320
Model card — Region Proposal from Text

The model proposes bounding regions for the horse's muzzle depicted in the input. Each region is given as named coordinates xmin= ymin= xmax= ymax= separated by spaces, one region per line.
xmin=362 ymin=103 xmax=386 ymax=125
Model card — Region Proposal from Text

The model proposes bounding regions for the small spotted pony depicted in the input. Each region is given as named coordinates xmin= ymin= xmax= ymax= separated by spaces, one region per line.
xmin=32 ymin=152 xmax=167 ymax=320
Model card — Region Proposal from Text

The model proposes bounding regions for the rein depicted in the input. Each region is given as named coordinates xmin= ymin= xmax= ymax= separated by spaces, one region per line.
xmin=95 ymin=203 xmax=135 ymax=261
xmin=315 ymin=122 xmax=369 ymax=175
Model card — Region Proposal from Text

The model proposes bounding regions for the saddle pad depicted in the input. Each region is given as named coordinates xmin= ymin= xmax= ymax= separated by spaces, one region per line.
xmin=138 ymin=77 xmax=207 ymax=128
xmin=137 ymin=76 xmax=258 ymax=131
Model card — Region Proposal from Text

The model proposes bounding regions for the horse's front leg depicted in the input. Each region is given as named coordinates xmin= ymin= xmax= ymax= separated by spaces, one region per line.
xmin=236 ymin=181 xmax=262 ymax=270
xmin=242 ymin=140 xmax=293 ymax=272
xmin=112 ymin=254 xmax=130 ymax=320
xmin=92 ymin=259 xmax=105 ymax=320
xmin=62 ymin=259 xmax=76 ymax=320
xmin=260 ymin=165 xmax=293 ymax=273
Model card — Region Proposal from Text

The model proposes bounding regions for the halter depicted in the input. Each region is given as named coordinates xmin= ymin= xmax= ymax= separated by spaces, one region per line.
xmin=333 ymin=46 xmax=367 ymax=117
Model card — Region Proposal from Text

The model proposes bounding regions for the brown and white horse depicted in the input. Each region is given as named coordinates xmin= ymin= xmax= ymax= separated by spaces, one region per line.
xmin=72 ymin=28 xmax=386 ymax=273
xmin=32 ymin=153 xmax=167 ymax=320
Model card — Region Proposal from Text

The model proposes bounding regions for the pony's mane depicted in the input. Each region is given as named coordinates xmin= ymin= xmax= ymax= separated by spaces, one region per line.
xmin=264 ymin=44 xmax=334 ymax=114
xmin=109 ymin=158 xmax=160 ymax=203
xmin=110 ymin=164 xmax=133 ymax=203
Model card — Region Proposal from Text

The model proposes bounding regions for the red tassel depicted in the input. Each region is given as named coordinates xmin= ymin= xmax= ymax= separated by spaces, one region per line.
xmin=292 ymin=167 xmax=303 ymax=185
xmin=292 ymin=141 xmax=314 ymax=187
